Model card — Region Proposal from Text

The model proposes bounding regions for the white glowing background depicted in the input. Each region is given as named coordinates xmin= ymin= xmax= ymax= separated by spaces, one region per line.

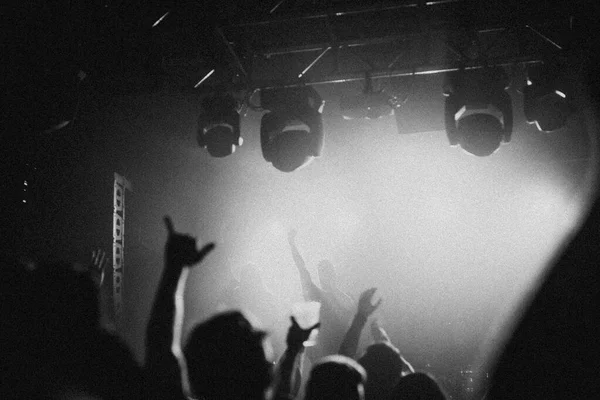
xmin=120 ymin=85 xmax=591 ymax=378
xmin=170 ymin=102 xmax=590 ymax=373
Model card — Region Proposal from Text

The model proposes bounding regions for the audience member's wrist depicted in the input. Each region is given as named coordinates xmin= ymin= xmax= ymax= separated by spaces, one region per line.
xmin=164 ymin=259 xmax=186 ymax=275
xmin=287 ymin=343 xmax=305 ymax=354
xmin=355 ymin=312 xmax=369 ymax=324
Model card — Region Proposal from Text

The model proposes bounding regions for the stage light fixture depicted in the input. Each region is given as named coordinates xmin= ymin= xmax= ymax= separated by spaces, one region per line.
xmin=444 ymin=67 xmax=513 ymax=157
xmin=523 ymin=63 xmax=573 ymax=132
xmin=197 ymin=93 xmax=243 ymax=158
xmin=260 ymin=86 xmax=324 ymax=172
xmin=340 ymin=72 xmax=394 ymax=120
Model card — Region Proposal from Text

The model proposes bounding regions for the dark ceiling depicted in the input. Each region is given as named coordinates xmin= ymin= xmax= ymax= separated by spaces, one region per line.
xmin=3 ymin=0 xmax=591 ymax=94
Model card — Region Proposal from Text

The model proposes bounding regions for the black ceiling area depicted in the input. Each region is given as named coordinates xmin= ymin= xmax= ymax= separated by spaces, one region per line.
xmin=3 ymin=1 xmax=599 ymax=205
xmin=221 ymin=0 xmax=572 ymax=89
xmin=4 ymin=0 xmax=595 ymax=160
xmin=1 ymin=0 xmax=585 ymax=93
xmin=3 ymin=0 xmax=599 ymax=250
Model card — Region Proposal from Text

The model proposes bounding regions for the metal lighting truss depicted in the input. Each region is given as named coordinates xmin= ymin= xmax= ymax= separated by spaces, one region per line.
xmin=204 ymin=0 xmax=573 ymax=91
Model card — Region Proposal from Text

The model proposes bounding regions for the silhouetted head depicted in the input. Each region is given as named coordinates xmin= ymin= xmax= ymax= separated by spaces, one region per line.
xmin=389 ymin=372 xmax=447 ymax=400
xmin=317 ymin=260 xmax=337 ymax=291
xmin=32 ymin=262 xmax=100 ymax=338
xmin=0 ymin=261 xmax=143 ymax=399
xmin=305 ymin=355 xmax=367 ymax=400
xmin=184 ymin=311 xmax=272 ymax=400
xmin=358 ymin=342 xmax=404 ymax=400
xmin=48 ymin=331 xmax=145 ymax=400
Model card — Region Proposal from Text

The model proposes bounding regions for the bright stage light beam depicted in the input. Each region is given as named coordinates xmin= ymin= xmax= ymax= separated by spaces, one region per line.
xmin=152 ymin=12 xmax=170 ymax=28
xmin=194 ymin=69 xmax=215 ymax=88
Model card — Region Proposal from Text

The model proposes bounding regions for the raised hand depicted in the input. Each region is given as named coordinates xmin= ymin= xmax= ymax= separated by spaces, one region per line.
xmin=357 ymin=287 xmax=382 ymax=319
xmin=286 ymin=316 xmax=320 ymax=350
xmin=164 ymin=216 xmax=215 ymax=267
xmin=91 ymin=248 xmax=108 ymax=286
xmin=370 ymin=319 xmax=391 ymax=343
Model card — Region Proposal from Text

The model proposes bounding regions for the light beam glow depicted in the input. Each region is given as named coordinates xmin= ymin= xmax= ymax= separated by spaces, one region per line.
xmin=194 ymin=69 xmax=215 ymax=88
xmin=555 ymin=89 xmax=567 ymax=98
xmin=152 ymin=12 xmax=170 ymax=28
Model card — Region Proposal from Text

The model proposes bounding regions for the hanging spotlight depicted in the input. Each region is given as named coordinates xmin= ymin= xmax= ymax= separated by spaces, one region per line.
xmin=260 ymin=86 xmax=324 ymax=172
xmin=340 ymin=71 xmax=394 ymax=120
xmin=444 ymin=66 xmax=513 ymax=157
xmin=197 ymin=93 xmax=242 ymax=158
xmin=523 ymin=62 xmax=573 ymax=132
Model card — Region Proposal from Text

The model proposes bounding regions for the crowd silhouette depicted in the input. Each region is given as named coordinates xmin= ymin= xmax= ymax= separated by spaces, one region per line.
xmin=1 ymin=216 xmax=451 ymax=400
xmin=3 ymin=194 xmax=600 ymax=400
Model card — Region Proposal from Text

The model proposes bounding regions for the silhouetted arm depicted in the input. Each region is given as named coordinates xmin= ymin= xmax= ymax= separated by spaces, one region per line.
xmin=145 ymin=254 xmax=186 ymax=398
xmin=370 ymin=320 xmax=415 ymax=375
xmin=400 ymin=355 xmax=415 ymax=375
xmin=287 ymin=229 xmax=321 ymax=301
xmin=145 ymin=217 xmax=215 ymax=399
xmin=272 ymin=317 xmax=320 ymax=400
xmin=339 ymin=288 xmax=382 ymax=358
